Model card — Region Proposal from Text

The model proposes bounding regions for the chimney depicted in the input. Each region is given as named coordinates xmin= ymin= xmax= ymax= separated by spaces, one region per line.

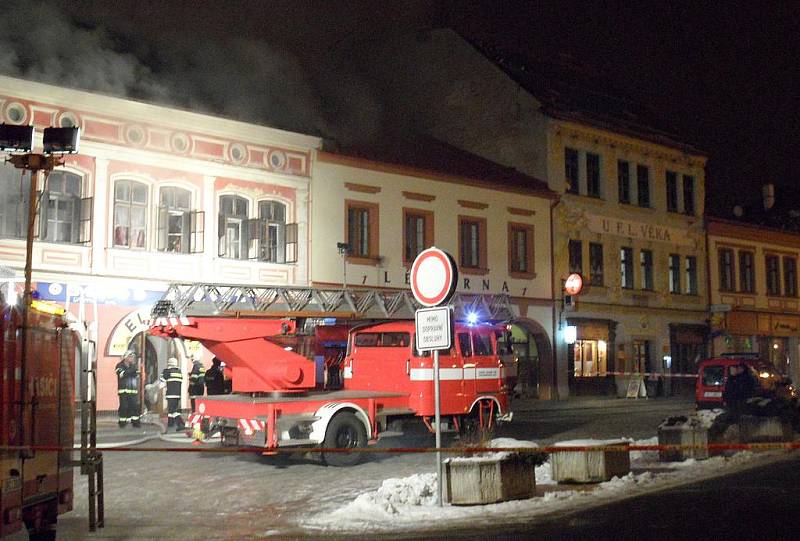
xmin=763 ymin=183 xmax=775 ymax=210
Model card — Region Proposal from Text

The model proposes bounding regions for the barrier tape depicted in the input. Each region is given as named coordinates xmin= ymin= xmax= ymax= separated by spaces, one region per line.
xmin=2 ymin=441 xmax=800 ymax=455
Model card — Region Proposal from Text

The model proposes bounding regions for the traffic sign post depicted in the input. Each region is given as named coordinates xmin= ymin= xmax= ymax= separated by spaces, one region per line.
xmin=410 ymin=247 xmax=457 ymax=507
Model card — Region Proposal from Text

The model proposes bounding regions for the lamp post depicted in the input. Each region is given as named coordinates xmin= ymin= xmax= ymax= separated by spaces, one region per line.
xmin=1 ymin=124 xmax=80 ymax=453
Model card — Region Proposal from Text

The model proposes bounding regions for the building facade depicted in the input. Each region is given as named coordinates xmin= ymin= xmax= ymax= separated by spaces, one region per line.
xmin=0 ymin=75 xmax=321 ymax=410
xmin=707 ymin=218 xmax=800 ymax=385
xmin=312 ymin=147 xmax=559 ymax=398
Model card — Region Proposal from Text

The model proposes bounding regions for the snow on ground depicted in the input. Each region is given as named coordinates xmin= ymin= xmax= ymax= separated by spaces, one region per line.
xmin=302 ymin=436 xmax=766 ymax=535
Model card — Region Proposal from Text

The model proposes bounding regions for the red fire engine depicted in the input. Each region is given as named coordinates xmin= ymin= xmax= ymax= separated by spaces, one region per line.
xmin=1 ymin=299 xmax=77 ymax=540
xmin=148 ymin=283 xmax=516 ymax=466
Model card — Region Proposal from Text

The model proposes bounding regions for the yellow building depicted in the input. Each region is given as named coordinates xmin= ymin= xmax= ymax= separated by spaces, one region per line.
xmin=707 ymin=218 xmax=800 ymax=384
xmin=312 ymin=140 xmax=560 ymax=398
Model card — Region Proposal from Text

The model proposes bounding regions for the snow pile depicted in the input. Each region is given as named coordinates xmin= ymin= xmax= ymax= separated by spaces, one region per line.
xmin=341 ymin=473 xmax=438 ymax=517
xmin=628 ymin=436 xmax=659 ymax=463
xmin=447 ymin=437 xmax=540 ymax=463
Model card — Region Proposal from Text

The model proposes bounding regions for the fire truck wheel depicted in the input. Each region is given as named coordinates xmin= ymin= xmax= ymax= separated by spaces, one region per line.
xmin=322 ymin=412 xmax=367 ymax=467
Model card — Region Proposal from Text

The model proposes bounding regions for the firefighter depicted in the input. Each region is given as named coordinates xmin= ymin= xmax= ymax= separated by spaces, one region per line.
xmin=205 ymin=357 xmax=226 ymax=395
xmin=160 ymin=357 xmax=185 ymax=430
xmin=188 ymin=357 xmax=206 ymax=412
xmin=115 ymin=350 xmax=141 ymax=428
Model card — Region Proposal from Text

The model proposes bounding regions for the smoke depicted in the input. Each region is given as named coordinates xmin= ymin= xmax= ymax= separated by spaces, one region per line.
xmin=0 ymin=0 xmax=388 ymax=141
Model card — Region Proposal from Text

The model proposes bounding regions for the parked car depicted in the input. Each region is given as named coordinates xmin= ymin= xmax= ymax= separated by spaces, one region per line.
xmin=696 ymin=354 xmax=793 ymax=409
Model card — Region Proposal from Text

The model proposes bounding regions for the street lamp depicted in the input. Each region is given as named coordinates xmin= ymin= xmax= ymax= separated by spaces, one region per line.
xmin=337 ymin=242 xmax=350 ymax=289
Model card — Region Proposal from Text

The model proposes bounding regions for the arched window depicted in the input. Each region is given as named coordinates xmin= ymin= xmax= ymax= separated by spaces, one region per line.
xmin=41 ymin=170 xmax=90 ymax=244
xmin=158 ymin=186 xmax=192 ymax=253
xmin=218 ymin=195 xmax=248 ymax=259
xmin=0 ymin=162 xmax=27 ymax=239
xmin=113 ymin=180 xmax=148 ymax=248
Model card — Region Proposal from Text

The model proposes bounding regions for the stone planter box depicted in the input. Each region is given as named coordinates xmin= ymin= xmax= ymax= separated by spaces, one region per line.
xmin=739 ymin=415 xmax=793 ymax=443
xmin=445 ymin=453 xmax=535 ymax=505
xmin=551 ymin=439 xmax=630 ymax=483
xmin=658 ymin=424 xmax=709 ymax=461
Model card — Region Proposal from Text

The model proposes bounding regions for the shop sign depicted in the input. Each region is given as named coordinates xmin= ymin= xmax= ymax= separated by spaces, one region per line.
xmin=564 ymin=273 xmax=584 ymax=296
xmin=106 ymin=307 xmax=153 ymax=356
xmin=586 ymin=214 xmax=694 ymax=247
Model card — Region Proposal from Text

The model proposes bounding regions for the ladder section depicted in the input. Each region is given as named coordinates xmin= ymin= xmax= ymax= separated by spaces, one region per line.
xmin=151 ymin=282 xmax=516 ymax=321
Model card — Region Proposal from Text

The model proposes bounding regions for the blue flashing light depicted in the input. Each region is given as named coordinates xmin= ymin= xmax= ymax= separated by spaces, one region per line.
xmin=466 ymin=312 xmax=479 ymax=325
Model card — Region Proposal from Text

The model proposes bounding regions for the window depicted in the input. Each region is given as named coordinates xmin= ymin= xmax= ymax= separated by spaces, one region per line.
xmin=218 ymin=195 xmax=248 ymax=259
xmin=457 ymin=333 xmax=472 ymax=357
xmin=459 ymin=216 xmax=486 ymax=270
xmin=586 ymin=152 xmax=601 ymax=197
xmin=718 ymin=248 xmax=735 ymax=292
xmin=617 ymin=160 xmax=630 ymax=204
xmin=40 ymin=170 xmax=91 ymax=244
xmin=784 ymin=257 xmax=797 ymax=297
xmin=636 ymin=165 xmax=650 ymax=207
xmin=589 ymin=242 xmax=604 ymax=286
xmin=685 ymin=256 xmax=698 ymax=295
xmin=669 ymin=254 xmax=681 ymax=294
xmin=666 ymin=171 xmax=678 ymax=213
xmin=573 ymin=339 xmax=607 ymax=377
xmin=473 ymin=332 xmax=493 ymax=356
xmin=739 ymin=251 xmax=755 ymax=293
xmin=621 ymin=247 xmax=633 ymax=289
xmin=0 ymin=162 xmax=27 ymax=239
xmin=640 ymin=249 xmax=653 ymax=290
xmin=346 ymin=200 xmax=379 ymax=260
xmin=157 ymin=187 xmax=195 ymax=254
xmin=565 ymin=147 xmax=579 ymax=194
xmin=355 ymin=332 xmax=410 ymax=347
xmin=404 ymin=209 xmax=433 ymax=264
xmin=683 ymin=175 xmax=695 ymax=215
xmin=568 ymin=240 xmax=583 ymax=274
xmin=508 ymin=223 xmax=534 ymax=276
xmin=254 ymin=200 xmax=297 ymax=263
xmin=766 ymin=255 xmax=780 ymax=296
xmin=632 ymin=340 xmax=651 ymax=373
xmin=113 ymin=179 xmax=148 ymax=249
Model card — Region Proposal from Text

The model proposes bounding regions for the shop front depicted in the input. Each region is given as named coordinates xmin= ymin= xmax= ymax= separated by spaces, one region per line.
xmin=566 ymin=317 xmax=617 ymax=396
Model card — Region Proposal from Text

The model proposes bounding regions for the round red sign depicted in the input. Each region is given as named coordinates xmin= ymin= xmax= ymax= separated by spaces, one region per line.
xmin=410 ymin=247 xmax=458 ymax=307
xmin=564 ymin=273 xmax=584 ymax=296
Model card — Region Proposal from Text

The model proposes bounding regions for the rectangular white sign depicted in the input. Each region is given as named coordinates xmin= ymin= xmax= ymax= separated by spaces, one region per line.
xmin=415 ymin=306 xmax=452 ymax=351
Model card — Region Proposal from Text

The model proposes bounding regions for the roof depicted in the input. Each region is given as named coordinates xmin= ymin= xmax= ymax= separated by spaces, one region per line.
xmin=322 ymin=133 xmax=554 ymax=198
xmin=465 ymin=38 xmax=706 ymax=156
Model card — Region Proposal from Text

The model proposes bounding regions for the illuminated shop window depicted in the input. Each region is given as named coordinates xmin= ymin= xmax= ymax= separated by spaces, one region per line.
xmin=573 ymin=339 xmax=607 ymax=377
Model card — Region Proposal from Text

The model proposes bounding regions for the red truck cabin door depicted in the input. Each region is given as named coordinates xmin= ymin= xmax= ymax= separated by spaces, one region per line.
xmin=346 ymin=329 xmax=413 ymax=393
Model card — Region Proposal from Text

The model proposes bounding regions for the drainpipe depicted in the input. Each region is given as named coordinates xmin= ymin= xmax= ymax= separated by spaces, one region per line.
xmin=550 ymin=197 xmax=560 ymax=400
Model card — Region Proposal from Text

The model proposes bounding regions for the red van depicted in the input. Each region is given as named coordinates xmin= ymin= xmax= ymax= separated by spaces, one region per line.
xmin=696 ymin=355 xmax=787 ymax=409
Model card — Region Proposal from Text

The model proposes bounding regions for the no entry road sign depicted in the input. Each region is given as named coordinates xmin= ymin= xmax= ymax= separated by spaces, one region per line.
xmin=410 ymin=247 xmax=458 ymax=307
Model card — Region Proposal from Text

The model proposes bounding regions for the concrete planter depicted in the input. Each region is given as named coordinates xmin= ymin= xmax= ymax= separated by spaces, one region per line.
xmin=739 ymin=415 xmax=793 ymax=443
xmin=445 ymin=453 xmax=535 ymax=505
xmin=658 ymin=423 xmax=709 ymax=461
xmin=551 ymin=440 xmax=630 ymax=483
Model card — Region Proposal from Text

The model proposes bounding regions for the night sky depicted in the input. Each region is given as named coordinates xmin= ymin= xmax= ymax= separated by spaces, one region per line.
xmin=4 ymin=1 xmax=798 ymax=217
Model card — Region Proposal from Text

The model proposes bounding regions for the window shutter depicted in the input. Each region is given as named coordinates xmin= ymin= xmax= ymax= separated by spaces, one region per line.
xmin=36 ymin=190 xmax=47 ymax=240
xmin=190 ymin=210 xmax=204 ymax=254
xmin=245 ymin=218 xmax=261 ymax=260
xmin=156 ymin=205 xmax=168 ymax=251
xmin=285 ymin=223 xmax=298 ymax=264
xmin=217 ymin=213 xmax=226 ymax=257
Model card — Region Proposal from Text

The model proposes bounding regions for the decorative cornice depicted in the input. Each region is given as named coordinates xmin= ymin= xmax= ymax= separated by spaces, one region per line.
xmin=458 ymin=199 xmax=489 ymax=210
xmin=345 ymin=182 xmax=382 ymax=194
xmin=402 ymin=191 xmax=436 ymax=202
xmin=507 ymin=206 xmax=536 ymax=217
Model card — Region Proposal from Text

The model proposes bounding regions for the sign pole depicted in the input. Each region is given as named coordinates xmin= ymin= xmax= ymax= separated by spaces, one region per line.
xmin=433 ymin=348 xmax=442 ymax=506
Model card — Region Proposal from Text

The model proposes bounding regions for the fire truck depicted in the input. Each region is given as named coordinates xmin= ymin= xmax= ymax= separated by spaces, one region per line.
xmin=149 ymin=282 xmax=517 ymax=466
xmin=1 ymin=297 xmax=76 ymax=540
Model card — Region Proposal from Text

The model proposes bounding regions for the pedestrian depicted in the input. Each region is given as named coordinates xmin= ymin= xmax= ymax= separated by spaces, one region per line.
xmin=205 ymin=357 xmax=226 ymax=395
xmin=160 ymin=357 xmax=185 ymax=430
xmin=723 ymin=362 xmax=757 ymax=421
xmin=115 ymin=350 xmax=141 ymax=428
xmin=188 ymin=357 xmax=206 ymax=412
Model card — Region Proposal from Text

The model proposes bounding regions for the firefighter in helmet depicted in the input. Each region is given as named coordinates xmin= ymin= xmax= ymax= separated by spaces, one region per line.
xmin=115 ymin=350 xmax=141 ymax=428
xmin=188 ymin=356 xmax=206 ymax=412
xmin=160 ymin=357 xmax=185 ymax=431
